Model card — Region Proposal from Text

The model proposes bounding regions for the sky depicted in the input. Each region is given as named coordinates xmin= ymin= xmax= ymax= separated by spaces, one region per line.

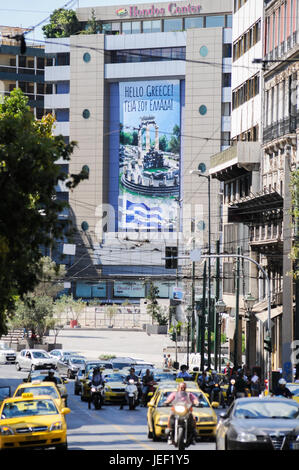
xmin=0 ymin=0 xmax=158 ymax=41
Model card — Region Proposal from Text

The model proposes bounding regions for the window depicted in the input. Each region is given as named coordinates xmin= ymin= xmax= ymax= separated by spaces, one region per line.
xmin=221 ymin=132 xmax=231 ymax=147
xmin=56 ymin=82 xmax=70 ymax=94
xmin=143 ymin=20 xmax=161 ymax=33
xmin=226 ymin=15 xmax=233 ymax=28
xmin=223 ymin=44 xmax=232 ymax=58
xmin=222 ymin=103 xmax=231 ymax=116
xmin=223 ymin=73 xmax=231 ymax=87
xmin=56 ymin=109 xmax=69 ymax=122
xmin=56 ymin=53 xmax=70 ymax=66
xmin=164 ymin=18 xmax=183 ymax=32
xmin=206 ymin=15 xmax=225 ymax=27
xmin=37 ymin=57 xmax=45 ymax=69
xmin=132 ymin=21 xmax=141 ymax=34
xmin=184 ymin=17 xmax=203 ymax=29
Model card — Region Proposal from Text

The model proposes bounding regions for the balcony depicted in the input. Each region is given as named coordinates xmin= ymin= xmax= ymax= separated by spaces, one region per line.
xmin=263 ymin=115 xmax=298 ymax=144
xmin=210 ymin=141 xmax=260 ymax=181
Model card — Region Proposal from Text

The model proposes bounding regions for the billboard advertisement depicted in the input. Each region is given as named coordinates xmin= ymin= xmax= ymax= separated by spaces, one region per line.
xmin=114 ymin=280 xmax=145 ymax=298
xmin=119 ymin=80 xmax=181 ymax=231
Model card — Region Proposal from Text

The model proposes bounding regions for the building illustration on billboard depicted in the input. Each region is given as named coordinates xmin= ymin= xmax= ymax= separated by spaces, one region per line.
xmin=119 ymin=80 xmax=181 ymax=231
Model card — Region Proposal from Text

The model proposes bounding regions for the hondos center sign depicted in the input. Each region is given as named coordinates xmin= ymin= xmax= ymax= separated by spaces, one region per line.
xmin=116 ymin=3 xmax=202 ymax=18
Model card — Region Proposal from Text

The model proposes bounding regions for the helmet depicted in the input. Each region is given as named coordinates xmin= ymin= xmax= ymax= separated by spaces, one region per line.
xmin=278 ymin=378 xmax=287 ymax=385
xmin=230 ymin=379 xmax=236 ymax=384
xmin=129 ymin=379 xmax=135 ymax=384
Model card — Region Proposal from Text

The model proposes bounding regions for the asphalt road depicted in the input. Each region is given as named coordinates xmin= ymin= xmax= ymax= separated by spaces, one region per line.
xmin=0 ymin=363 xmax=217 ymax=452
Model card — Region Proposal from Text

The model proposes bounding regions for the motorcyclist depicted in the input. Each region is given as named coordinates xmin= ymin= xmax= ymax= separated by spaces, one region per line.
xmin=43 ymin=370 xmax=58 ymax=385
xmin=88 ymin=367 xmax=105 ymax=409
xmin=272 ymin=378 xmax=293 ymax=398
xmin=120 ymin=367 xmax=140 ymax=409
xmin=209 ymin=373 xmax=225 ymax=408
xmin=141 ymin=369 xmax=155 ymax=406
xmin=165 ymin=382 xmax=199 ymax=445
xmin=176 ymin=365 xmax=193 ymax=381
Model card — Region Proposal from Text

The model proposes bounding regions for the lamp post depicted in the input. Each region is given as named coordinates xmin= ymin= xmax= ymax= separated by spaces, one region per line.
xmin=243 ymin=292 xmax=256 ymax=370
xmin=186 ymin=307 xmax=192 ymax=369
xmin=190 ymin=165 xmax=212 ymax=368
xmin=215 ymin=299 xmax=227 ymax=372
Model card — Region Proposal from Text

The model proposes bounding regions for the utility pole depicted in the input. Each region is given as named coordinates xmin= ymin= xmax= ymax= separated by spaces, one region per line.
xmin=191 ymin=237 xmax=196 ymax=352
xmin=214 ymin=240 xmax=220 ymax=371
xmin=200 ymin=260 xmax=207 ymax=372
xmin=234 ymin=247 xmax=241 ymax=369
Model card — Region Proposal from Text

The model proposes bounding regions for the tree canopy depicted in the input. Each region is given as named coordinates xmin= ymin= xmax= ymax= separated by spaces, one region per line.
xmin=0 ymin=89 xmax=88 ymax=335
xmin=42 ymin=8 xmax=81 ymax=38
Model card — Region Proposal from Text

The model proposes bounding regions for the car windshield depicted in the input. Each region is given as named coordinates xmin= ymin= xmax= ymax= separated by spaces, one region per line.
xmin=15 ymin=386 xmax=59 ymax=399
xmin=32 ymin=351 xmax=50 ymax=359
xmin=1 ymin=399 xmax=58 ymax=419
xmin=154 ymin=372 xmax=176 ymax=382
xmin=86 ymin=363 xmax=102 ymax=373
xmin=287 ymin=385 xmax=299 ymax=396
xmin=157 ymin=391 xmax=210 ymax=408
xmin=104 ymin=373 xmax=125 ymax=383
xmin=233 ymin=400 xmax=299 ymax=419
xmin=70 ymin=358 xmax=85 ymax=365
xmin=111 ymin=362 xmax=134 ymax=369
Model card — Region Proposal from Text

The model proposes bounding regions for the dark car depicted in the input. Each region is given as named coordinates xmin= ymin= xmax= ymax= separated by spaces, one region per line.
xmin=216 ymin=397 xmax=299 ymax=450
xmin=56 ymin=355 xmax=86 ymax=378
xmin=74 ymin=367 xmax=85 ymax=395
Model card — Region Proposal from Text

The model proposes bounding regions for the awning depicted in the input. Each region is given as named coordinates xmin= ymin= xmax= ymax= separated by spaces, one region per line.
xmin=228 ymin=191 xmax=283 ymax=224
xmin=255 ymin=306 xmax=283 ymax=324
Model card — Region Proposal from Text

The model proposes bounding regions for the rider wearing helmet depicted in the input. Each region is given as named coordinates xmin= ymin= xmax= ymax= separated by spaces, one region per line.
xmin=165 ymin=382 xmax=199 ymax=444
xmin=272 ymin=378 xmax=293 ymax=398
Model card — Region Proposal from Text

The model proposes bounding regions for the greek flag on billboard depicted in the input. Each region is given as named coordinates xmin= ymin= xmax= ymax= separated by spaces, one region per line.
xmin=126 ymin=200 xmax=163 ymax=229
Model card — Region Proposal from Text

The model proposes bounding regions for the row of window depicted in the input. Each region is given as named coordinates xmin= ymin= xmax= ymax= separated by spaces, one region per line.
xmin=231 ymin=125 xmax=259 ymax=143
xmin=264 ymin=0 xmax=299 ymax=55
xmin=232 ymin=74 xmax=260 ymax=110
xmin=109 ymin=47 xmax=186 ymax=63
xmin=0 ymin=55 xmax=45 ymax=69
xmin=233 ymin=20 xmax=261 ymax=62
xmin=264 ymin=74 xmax=297 ymax=128
xmin=233 ymin=0 xmax=248 ymax=13
xmin=93 ymin=14 xmax=232 ymax=36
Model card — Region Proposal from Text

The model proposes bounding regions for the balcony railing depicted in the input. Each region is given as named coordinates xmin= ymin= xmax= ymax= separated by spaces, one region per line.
xmin=263 ymin=115 xmax=298 ymax=143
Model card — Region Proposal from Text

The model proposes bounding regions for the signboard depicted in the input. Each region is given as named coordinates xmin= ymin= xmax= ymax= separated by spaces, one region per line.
xmin=119 ymin=80 xmax=181 ymax=231
xmin=172 ymin=286 xmax=184 ymax=300
xmin=114 ymin=281 xmax=145 ymax=297
xmin=116 ymin=3 xmax=202 ymax=18
xmin=76 ymin=282 xmax=106 ymax=298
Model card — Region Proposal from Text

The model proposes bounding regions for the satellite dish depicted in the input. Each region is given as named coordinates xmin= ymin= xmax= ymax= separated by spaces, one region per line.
xmin=198 ymin=163 xmax=206 ymax=174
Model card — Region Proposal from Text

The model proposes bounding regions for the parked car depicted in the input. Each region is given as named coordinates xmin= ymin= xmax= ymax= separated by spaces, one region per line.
xmin=16 ymin=349 xmax=57 ymax=371
xmin=0 ymin=341 xmax=16 ymax=364
xmin=216 ymin=397 xmax=299 ymax=450
xmin=24 ymin=369 xmax=68 ymax=406
xmin=56 ymin=356 xmax=86 ymax=379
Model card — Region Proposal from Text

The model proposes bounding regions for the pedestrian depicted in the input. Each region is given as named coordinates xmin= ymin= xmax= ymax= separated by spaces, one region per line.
xmin=223 ymin=362 xmax=232 ymax=379
xmin=166 ymin=354 xmax=173 ymax=368
xmin=235 ymin=371 xmax=249 ymax=398
xmin=250 ymin=371 xmax=261 ymax=397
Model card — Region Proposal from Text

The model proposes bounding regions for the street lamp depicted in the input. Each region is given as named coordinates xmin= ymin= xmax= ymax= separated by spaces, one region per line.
xmin=186 ymin=307 xmax=193 ymax=369
xmin=243 ymin=293 xmax=256 ymax=369
xmin=190 ymin=165 xmax=212 ymax=368
xmin=215 ymin=299 xmax=227 ymax=372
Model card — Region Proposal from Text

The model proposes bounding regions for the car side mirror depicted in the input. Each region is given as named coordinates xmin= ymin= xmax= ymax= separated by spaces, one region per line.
xmin=211 ymin=402 xmax=219 ymax=408
xmin=61 ymin=407 xmax=71 ymax=415
xmin=219 ymin=412 xmax=228 ymax=419
xmin=63 ymin=379 xmax=68 ymax=384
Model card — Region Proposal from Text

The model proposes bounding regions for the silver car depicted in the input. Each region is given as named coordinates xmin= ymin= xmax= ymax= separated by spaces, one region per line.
xmin=16 ymin=349 xmax=57 ymax=371
xmin=0 ymin=341 xmax=16 ymax=364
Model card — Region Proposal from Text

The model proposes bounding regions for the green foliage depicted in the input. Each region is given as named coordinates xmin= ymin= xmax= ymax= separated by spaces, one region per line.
xmin=42 ymin=9 xmax=80 ymax=38
xmin=99 ymin=354 xmax=116 ymax=360
xmin=106 ymin=304 xmax=118 ymax=326
xmin=80 ymin=9 xmax=101 ymax=35
xmin=54 ymin=295 xmax=85 ymax=322
xmin=0 ymin=89 xmax=88 ymax=335
xmin=146 ymin=282 xmax=168 ymax=326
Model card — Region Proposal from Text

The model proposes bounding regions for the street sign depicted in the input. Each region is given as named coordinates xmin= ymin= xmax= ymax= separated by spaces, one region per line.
xmin=190 ymin=249 xmax=201 ymax=262
xmin=172 ymin=287 xmax=184 ymax=301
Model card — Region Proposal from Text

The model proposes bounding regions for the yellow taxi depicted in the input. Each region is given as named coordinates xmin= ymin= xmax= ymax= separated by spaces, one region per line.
xmin=147 ymin=381 xmax=218 ymax=441
xmin=103 ymin=372 xmax=127 ymax=404
xmin=287 ymin=383 xmax=299 ymax=404
xmin=13 ymin=381 xmax=66 ymax=412
xmin=25 ymin=369 xmax=69 ymax=406
xmin=0 ymin=392 xmax=70 ymax=450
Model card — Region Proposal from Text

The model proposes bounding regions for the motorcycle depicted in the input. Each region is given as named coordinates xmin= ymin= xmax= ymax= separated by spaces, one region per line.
xmin=209 ymin=383 xmax=225 ymax=408
xmin=126 ymin=379 xmax=138 ymax=410
xmin=88 ymin=382 xmax=104 ymax=410
xmin=168 ymin=403 xmax=194 ymax=451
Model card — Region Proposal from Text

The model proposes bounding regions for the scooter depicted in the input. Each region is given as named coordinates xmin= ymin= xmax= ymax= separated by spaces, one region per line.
xmin=88 ymin=382 xmax=104 ymax=410
xmin=168 ymin=403 xmax=194 ymax=451
xmin=126 ymin=379 xmax=138 ymax=410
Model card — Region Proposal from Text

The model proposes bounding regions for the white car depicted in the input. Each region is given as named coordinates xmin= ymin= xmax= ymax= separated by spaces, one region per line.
xmin=16 ymin=349 xmax=57 ymax=371
xmin=49 ymin=349 xmax=79 ymax=361
xmin=0 ymin=341 xmax=16 ymax=364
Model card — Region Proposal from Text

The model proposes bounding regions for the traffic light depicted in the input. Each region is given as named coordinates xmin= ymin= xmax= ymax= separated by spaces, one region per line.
xmin=264 ymin=335 xmax=272 ymax=353
xmin=165 ymin=246 xmax=178 ymax=269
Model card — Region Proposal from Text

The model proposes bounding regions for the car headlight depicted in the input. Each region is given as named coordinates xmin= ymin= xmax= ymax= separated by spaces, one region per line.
xmin=157 ymin=418 xmax=168 ymax=425
xmin=0 ymin=426 xmax=14 ymax=435
xmin=49 ymin=421 xmax=63 ymax=431
xmin=236 ymin=432 xmax=257 ymax=442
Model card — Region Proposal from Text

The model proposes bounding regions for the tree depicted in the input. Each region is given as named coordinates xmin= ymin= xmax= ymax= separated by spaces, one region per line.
xmin=146 ymin=282 xmax=168 ymax=326
xmin=0 ymin=89 xmax=88 ymax=335
xmin=169 ymin=125 xmax=181 ymax=154
xmin=42 ymin=9 xmax=80 ymax=38
xmin=80 ymin=9 xmax=101 ymax=34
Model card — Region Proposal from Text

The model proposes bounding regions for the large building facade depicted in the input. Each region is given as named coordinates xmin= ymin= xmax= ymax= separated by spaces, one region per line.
xmin=45 ymin=0 xmax=233 ymax=305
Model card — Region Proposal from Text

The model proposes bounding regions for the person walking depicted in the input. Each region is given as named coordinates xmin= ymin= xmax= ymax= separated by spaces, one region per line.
xmin=250 ymin=371 xmax=261 ymax=397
